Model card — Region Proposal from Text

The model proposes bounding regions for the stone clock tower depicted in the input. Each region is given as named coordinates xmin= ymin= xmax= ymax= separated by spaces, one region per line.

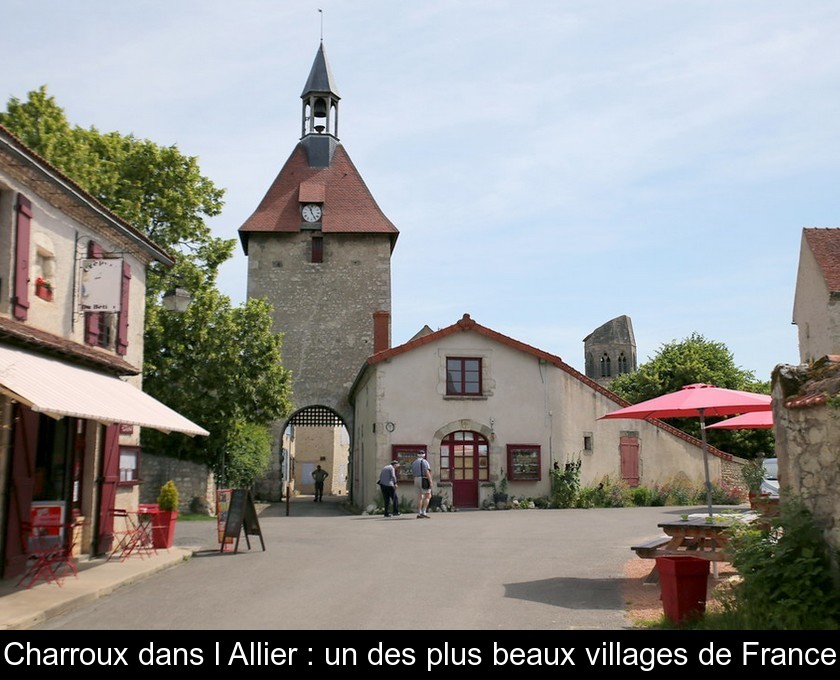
xmin=239 ymin=42 xmax=399 ymax=499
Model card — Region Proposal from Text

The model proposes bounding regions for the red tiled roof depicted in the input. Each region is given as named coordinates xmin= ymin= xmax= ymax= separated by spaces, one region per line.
xmin=784 ymin=354 xmax=840 ymax=409
xmin=0 ymin=316 xmax=139 ymax=375
xmin=238 ymin=143 xmax=399 ymax=253
xmin=804 ymin=228 xmax=840 ymax=292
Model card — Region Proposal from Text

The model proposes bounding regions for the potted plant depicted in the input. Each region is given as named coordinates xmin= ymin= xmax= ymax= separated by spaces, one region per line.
xmin=741 ymin=458 xmax=767 ymax=508
xmin=152 ymin=480 xmax=179 ymax=549
xmin=493 ymin=476 xmax=509 ymax=508
xmin=34 ymin=277 xmax=53 ymax=301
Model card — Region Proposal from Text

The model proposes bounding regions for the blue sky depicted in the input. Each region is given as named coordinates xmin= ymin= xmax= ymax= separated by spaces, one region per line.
xmin=5 ymin=1 xmax=840 ymax=381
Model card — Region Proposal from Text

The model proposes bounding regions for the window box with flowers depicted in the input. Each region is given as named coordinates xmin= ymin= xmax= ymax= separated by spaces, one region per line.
xmin=35 ymin=277 xmax=54 ymax=301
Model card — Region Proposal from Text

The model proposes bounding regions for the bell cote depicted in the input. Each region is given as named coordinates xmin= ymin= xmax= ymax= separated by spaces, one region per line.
xmin=301 ymin=42 xmax=341 ymax=140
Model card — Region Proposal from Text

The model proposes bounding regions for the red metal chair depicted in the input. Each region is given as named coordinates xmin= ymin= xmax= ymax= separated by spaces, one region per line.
xmin=108 ymin=508 xmax=145 ymax=561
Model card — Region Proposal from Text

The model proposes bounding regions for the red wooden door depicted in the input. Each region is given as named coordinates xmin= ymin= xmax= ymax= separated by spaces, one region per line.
xmin=440 ymin=431 xmax=489 ymax=508
xmin=619 ymin=436 xmax=640 ymax=487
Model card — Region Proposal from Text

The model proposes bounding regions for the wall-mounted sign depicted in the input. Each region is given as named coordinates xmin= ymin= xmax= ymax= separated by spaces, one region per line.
xmin=80 ymin=258 xmax=122 ymax=312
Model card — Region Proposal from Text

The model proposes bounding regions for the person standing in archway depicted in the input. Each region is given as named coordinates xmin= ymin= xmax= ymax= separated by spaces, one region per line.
xmin=411 ymin=451 xmax=433 ymax=518
xmin=312 ymin=465 xmax=329 ymax=502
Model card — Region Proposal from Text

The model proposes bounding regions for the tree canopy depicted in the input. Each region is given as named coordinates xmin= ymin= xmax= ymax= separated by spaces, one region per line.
xmin=2 ymin=86 xmax=292 ymax=483
xmin=608 ymin=332 xmax=773 ymax=459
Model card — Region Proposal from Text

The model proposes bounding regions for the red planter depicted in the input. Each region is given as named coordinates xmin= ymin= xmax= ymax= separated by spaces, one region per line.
xmin=35 ymin=284 xmax=53 ymax=301
xmin=151 ymin=510 xmax=178 ymax=549
xmin=656 ymin=555 xmax=709 ymax=625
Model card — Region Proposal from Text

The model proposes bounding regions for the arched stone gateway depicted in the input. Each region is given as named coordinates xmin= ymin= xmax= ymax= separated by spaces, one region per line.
xmin=253 ymin=405 xmax=351 ymax=503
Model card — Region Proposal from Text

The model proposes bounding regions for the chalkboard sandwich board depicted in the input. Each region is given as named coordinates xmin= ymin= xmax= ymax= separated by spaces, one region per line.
xmin=222 ymin=489 xmax=265 ymax=553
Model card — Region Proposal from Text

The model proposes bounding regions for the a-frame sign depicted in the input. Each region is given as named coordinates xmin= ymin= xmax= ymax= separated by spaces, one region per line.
xmin=221 ymin=489 xmax=266 ymax=553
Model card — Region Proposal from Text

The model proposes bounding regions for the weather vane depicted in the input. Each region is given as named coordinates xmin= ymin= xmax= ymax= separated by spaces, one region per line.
xmin=319 ymin=9 xmax=324 ymax=41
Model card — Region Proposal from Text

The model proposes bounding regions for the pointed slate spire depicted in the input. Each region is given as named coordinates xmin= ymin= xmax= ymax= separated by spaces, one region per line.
xmin=300 ymin=42 xmax=341 ymax=153
xmin=301 ymin=42 xmax=340 ymax=99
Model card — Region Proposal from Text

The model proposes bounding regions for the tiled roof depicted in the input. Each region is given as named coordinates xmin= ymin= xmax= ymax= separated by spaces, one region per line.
xmin=0 ymin=316 xmax=139 ymax=375
xmin=784 ymin=354 xmax=840 ymax=409
xmin=804 ymin=228 xmax=840 ymax=292
xmin=238 ymin=143 xmax=399 ymax=253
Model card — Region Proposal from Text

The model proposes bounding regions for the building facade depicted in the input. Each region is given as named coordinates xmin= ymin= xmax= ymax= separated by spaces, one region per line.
xmin=792 ymin=228 xmax=840 ymax=364
xmin=350 ymin=313 xmax=741 ymax=510
xmin=0 ymin=124 xmax=206 ymax=579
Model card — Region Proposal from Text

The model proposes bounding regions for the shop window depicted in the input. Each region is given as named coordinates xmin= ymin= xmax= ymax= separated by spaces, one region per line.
xmin=507 ymin=445 xmax=541 ymax=481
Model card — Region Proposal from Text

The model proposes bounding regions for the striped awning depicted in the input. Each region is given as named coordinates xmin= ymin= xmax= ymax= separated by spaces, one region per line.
xmin=0 ymin=344 xmax=208 ymax=436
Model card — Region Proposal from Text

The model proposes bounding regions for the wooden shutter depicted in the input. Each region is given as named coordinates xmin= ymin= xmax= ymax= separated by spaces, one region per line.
xmin=2 ymin=405 xmax=40 ymax=578
xmin=85 ymin=241 xmax=104 ymax=345
xmin=96 ymin=424 xmax=121 ymax=555
xmin=13 ymin=194 xmax=32 ymax=321
xmin=619 ymin=436 xmax=641 ymax=487
xmin=116 ymin=261 xmax=131 ymax=355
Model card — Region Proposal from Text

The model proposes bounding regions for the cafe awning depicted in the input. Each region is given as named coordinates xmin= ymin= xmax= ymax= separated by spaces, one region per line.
xmin=0 ymin=344 xmax=208 ymax=436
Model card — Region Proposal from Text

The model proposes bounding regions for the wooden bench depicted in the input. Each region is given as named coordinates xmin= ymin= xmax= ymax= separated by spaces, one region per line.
xmin=630 ymin=536 xmax=671 ymax=584
xmin=630 ymin=535 xmax=670 ymax=558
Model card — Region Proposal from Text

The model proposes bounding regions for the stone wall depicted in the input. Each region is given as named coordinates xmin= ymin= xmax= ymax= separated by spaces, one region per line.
xmin=773 ymin=360 xmax=840 ymax=558
xmin=139 ymin=454 xmax=216 ymax=515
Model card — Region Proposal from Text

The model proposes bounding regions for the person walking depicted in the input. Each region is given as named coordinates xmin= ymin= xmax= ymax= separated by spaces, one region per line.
xmin=411 ymin=451 xmax=433 ymax=518
xmin=312 ymin=465 xmax=329 ymax=502
xmin=378 ymin=460 xmax=401 ymax=517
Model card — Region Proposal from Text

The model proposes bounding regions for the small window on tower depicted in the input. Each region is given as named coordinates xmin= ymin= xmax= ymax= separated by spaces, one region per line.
xmin=311 ymin=234 xmax=323 ymax=263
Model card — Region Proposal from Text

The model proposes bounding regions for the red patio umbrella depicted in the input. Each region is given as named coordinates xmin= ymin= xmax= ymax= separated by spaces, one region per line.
xmin=706 ymin=410 xmax=774 ymax=430
xmin=599 ymin=383 xmax=771 ymax=516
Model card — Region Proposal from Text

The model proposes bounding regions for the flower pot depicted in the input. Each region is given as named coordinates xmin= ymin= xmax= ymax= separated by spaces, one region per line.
xmin=151 ymin=510 xmax=178 ymax=549
xmin=35 ymin=284 xmax=53 ymax=301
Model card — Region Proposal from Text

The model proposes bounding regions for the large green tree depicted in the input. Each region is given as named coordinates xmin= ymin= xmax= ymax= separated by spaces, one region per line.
xmin=1 ymin=86 xmax=292 ymax=483
xmin=608 ymin=332 xmax=773 ymax=459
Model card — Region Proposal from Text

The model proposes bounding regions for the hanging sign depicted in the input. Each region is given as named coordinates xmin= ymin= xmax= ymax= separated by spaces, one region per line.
xmin=80 ymin=258 xmax=123 ymax=312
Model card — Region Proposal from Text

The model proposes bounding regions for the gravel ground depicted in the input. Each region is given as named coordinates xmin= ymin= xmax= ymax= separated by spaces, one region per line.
xmin=621 ymin=557 xmax=739 ymax=626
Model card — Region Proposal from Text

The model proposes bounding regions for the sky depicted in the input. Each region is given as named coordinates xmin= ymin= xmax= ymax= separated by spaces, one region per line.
xmin=5 ymin=1 xmax=840 ymax=381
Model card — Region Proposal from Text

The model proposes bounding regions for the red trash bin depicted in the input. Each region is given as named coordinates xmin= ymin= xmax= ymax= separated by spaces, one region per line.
xmin=656 ymin=555 xmax=710 ymax=625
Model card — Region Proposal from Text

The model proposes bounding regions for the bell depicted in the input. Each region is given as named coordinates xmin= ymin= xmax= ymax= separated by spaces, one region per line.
xmin=313 ymin=98 xmax=328 ymax=118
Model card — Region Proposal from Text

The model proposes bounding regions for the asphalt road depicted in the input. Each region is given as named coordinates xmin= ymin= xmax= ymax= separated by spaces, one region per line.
xmin=27 ymin=497 xmax=700 ymax=631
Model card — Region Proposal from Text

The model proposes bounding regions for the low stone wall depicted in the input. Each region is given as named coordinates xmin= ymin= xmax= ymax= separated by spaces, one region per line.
xmin=139 ymin=455 xmax=216 ymax=516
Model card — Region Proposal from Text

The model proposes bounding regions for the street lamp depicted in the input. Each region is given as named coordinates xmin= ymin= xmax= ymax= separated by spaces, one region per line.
xmin=161 ymin=287 xmax=191 ymax=313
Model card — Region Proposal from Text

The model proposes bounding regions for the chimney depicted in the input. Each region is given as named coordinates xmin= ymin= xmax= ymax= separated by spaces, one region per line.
xmin=373 ymin=310 xmax=390 ymax=354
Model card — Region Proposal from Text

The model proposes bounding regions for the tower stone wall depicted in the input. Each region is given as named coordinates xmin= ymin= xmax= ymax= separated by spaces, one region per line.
xmin=246 ymin=230 xmax=392 ymax=423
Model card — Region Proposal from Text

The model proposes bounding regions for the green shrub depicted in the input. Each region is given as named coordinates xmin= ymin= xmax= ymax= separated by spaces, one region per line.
xmin=550 ymin=460 xmax=581 ymax=508
xmin=630 ymin=486 xmax=654 ymax=507
xmin=712 ymin=497 xmax=840 ymax=629
xmin=157 ymin=480 xmax=179 ymax=512
xmin=579 ymin=476 xmax=631 ymax=508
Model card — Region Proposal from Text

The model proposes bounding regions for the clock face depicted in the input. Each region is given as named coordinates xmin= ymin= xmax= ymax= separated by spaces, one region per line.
xmin=301 ymin=203 xmax=322 ymax=223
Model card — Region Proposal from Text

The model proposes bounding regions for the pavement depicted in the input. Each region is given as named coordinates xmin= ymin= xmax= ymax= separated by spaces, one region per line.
xmin=0 ymin=498 xmax=720 ymax=631
xmin=0 ymin=495 xmax=352 ymax=630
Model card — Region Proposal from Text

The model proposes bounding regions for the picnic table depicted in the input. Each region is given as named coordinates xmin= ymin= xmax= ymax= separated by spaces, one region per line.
xmin=631 ymin=511 xmax=757 ymax=584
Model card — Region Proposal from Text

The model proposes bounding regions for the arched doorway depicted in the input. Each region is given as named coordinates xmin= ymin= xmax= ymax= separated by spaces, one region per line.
xmin=282 ymin=406 xmax=350 ymax=502
xmin=439 ymin=430 xmax=489 ymax=508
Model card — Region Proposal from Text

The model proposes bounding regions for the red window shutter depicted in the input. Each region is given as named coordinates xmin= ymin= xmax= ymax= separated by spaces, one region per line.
xmin=311 ymin=234 xmax=323 ymax=263
xmin=85 ymin=241 xmax=104 ymax=345
xmin=619 ymin=437 xmax=640 ymax=487
xmin=13 ymin=194 xmax=32 ymax=321
xmin=96 ymin=424 xmax=121 ymax=555
xmin=3 ymin=405 xmax=40 ymax=578
xmin=116 ymin=261 xmax=131 ymax=355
